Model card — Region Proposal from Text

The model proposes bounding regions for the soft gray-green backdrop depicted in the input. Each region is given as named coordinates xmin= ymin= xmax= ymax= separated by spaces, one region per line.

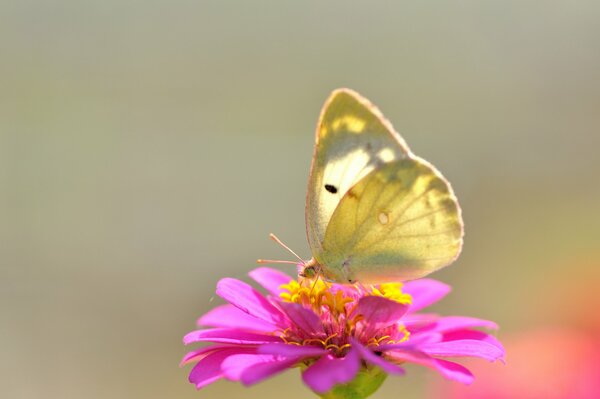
xmin=2 ymin=1 xmax=599 ymax=398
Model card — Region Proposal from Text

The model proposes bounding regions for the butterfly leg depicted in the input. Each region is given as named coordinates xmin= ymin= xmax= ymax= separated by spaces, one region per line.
xmin=341 ymin=258 xmax=356 ymax=284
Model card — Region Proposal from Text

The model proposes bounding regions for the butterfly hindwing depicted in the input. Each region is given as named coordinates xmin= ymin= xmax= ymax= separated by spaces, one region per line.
xmin=319 ymin=157 xmax=463 ymax=283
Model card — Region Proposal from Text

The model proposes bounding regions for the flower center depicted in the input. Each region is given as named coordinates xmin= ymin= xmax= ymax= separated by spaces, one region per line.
xmin=278 ymin=278 xmax=412 ymax=355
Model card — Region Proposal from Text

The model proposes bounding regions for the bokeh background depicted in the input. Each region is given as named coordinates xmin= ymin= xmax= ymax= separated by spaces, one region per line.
xmin=2 ymin=1 xmax=599 ymax=398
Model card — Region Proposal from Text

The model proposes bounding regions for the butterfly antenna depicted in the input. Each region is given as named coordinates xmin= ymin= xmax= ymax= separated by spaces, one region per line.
xmin=268 ymin=233 xmax=305 ymax=264
xmin=256 ymin=233 xmax=305 ymax=266
xmin=256 ymin=259 xmax=298 ymax=265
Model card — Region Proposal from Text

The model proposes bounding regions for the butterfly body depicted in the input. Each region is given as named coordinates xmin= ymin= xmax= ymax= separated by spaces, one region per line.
xmin=304 ymin=89 xmax=463 ymax=284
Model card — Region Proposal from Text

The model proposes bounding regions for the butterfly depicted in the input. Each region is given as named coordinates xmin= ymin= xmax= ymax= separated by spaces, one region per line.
xmin=262 ymin=89 xmax=463 ymax=284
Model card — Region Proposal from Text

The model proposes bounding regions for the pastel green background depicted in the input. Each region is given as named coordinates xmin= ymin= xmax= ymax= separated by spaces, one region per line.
xmin=2 ymin=1 xmax=599 ymax=398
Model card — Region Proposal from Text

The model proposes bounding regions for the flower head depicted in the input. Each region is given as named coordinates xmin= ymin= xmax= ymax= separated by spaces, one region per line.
xmin=182 ymin=267 xmax=504 ymax=397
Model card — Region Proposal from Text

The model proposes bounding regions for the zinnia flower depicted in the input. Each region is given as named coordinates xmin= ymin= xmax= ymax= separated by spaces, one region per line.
xmin=182 ymin=267 xmax=504 ymax=398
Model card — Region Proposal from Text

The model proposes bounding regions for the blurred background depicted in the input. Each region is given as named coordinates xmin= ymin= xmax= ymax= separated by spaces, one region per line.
xmin=2 ymin=1 xmax=599 ymax=398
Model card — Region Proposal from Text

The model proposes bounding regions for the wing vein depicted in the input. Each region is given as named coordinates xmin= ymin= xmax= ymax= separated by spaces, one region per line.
xmin=383 ymin=228 xmax=460 ymax=240
xmin=392 ymin=206 xmax=452 ymax=230
xmin=350 ymin=174 xmax=409 ymax=248
xmin=352 ymin=165 xmax=381 ymax=230
xmin=386 ymin=183 xmax=437 ymax=231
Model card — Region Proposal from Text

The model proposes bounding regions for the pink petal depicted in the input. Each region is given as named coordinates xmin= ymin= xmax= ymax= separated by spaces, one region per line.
xmin=378 ymin=332 xmax=443 ymax=351
xmin=433 ymin=359 xmax=475 ymax=384
xmin=387 ymin=349 xmax=474 ymax=384
xmin=181 ymin=345 xmax=229 ymax=366
xmin=403 ymin=279 xmax=451 ymax=313
xmin=188 ymin=347 xmax=256 ymax=389
xmin=241 ymin=357 xmax=300 ymax=385
xmin=352 ymin=340 xmax=405 ymax=375
xmin=221 ymin=353 xmax=274 ymax=380
xmin=216 ymin=278 xmax=286 ymax=326
xmin=433 ymin=316 xmax=498 ymax=332
xmin=221 ymin=353 xmax=299 ymax=385
xmin=302 ymin=349 xmax=361 ymax=394
xmin=402 ymin=313 xmax=439 ymax=332
xmin=353 ymin=296 xmax=409 ymax=334
xmin=278 ymin=301 xmax=323 ymax=335
xmin=249 ymin=267 xmax=293 ymax=296
xmin=443 ymin=329 xmax=505 ymax=354
xmin=258 ymin=343 xmax=328 ymax=358
xmin=421 ymin=339 xmax=505 ymax=362
xmin=183 ymin=328 xmax=281 ymax=345
xmin=197 ymin=304 xmax=278 ymax=332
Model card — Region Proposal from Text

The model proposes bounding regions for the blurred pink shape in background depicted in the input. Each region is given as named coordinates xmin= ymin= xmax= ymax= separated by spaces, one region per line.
xmin=432 ymin=328 xmax=600 ymax=399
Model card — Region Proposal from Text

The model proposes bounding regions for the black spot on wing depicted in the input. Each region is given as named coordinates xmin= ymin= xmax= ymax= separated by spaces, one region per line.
xmin=324 ymin=184 xmax=338 ymax=194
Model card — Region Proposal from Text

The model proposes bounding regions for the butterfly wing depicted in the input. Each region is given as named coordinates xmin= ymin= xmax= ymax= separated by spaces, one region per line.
xmin=319 ymin=157 xmax=463 ymax=283
xmin=306 ymin=88 xmax=464 ymax=283
xmin=305 ymin=89 xmax=411 ymax=257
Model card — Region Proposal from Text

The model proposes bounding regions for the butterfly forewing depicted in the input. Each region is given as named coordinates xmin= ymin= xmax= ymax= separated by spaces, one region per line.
xmin=306 ymin=89 xmax=411 ymax=257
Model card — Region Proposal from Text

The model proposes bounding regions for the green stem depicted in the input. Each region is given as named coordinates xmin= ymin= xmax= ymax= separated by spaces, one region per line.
xmin=316 ymin=367 xmax=387 ymax=399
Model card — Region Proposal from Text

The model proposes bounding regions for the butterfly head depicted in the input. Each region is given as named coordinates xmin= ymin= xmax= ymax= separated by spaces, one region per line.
xmin=300 ymin=257 xmax=357 ymax=284
xmin=299 ymin=258 xmax=319 ymax=279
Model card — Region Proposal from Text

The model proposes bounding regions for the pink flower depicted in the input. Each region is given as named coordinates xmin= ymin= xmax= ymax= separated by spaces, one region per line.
xmin=182 ymin=267 xmax=504 ymax=396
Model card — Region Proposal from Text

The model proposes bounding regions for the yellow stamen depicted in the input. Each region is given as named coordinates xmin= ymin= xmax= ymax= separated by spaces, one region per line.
xmin=324 ymin=334 xmax=338 ymax=345
xmin=278 ymin=277 xmax=412 ymax=354
xmin=303 ymin=338 xmax=328 ymax=346
xmin=325 ymin=343 xmax=352 ymax=354
xmin=397 ymin=324 xmax=411 ymax=343
xmin=371 ymin=283 xmax=412 ymax=305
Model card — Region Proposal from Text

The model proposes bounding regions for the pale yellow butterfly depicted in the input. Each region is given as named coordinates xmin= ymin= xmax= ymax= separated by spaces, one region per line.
xmin=300 ymin=88 xmax=464 ymax=284
xmin=258 ymin=89 xmax=464 ymax=284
